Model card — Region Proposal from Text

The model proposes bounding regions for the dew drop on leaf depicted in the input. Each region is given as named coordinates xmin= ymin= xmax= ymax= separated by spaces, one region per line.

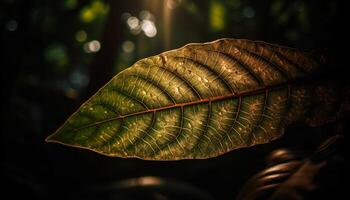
xmin=174 ymin=87 xmax=180 ymax=94
xmin=187 ymin=122 xmax=192 ymax=128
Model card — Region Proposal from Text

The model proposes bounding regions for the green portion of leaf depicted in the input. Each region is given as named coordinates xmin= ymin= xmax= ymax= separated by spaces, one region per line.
xmin=46 ymin=38 xmax=320 ymax=160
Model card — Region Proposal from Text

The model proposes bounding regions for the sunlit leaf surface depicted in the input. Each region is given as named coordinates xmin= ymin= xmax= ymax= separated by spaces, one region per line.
xmin=46 ymin=39 xmax=321 ymax=160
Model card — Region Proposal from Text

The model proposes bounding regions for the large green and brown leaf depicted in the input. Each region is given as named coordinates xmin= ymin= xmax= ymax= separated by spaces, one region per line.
xmin=46 ymin=39 xmax=325 ymax=160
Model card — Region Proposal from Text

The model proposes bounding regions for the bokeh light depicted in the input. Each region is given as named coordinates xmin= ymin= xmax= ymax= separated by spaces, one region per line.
xmin=65 ymin=88 xmax=78 ymax=99
xmin=125 ymin=11 xmax=157 ymax=38
xmin=6 ymin=20 xmax=18 ymax=32
xmin=127 ymin=16 xmax=140 ymax=30
xmin=84 ymin=40 xmax=101 ymax=53
xmin=75 ymin=30 xmax=87 ymax=42
xmin=210 ymin=1 xmax=225 ymax=32
xmin=80 ymin=8 xmax=95 ymax=23
xmin=69 ymin=71 xmax=89 ymax=88
xmin=79 ymin=0 xmax=109 ymax=23
xmin=122 ymin=40 xmax=135 ymax=53
xmin=243 ymin=7 xmax=255 ymax=18
xmin=45 ymin=44 xmax=69 ymax=72
xmin=141 ymin=19 xmax=157 ymax=38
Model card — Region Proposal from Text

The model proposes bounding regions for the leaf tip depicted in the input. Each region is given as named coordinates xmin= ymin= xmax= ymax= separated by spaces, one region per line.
xmin=45 ymin=134 xmax=57 ymax=143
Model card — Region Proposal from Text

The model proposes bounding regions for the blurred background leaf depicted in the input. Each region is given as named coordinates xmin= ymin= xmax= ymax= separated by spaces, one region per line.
xmin=1 ymin=0 xmax=348 ymax=199
xmin=237 ymin=134 xmax=348 ymax=200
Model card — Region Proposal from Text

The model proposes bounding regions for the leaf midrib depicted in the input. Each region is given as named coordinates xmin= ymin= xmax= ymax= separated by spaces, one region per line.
xmin=73 ymin=80 xmax=295 ymax=132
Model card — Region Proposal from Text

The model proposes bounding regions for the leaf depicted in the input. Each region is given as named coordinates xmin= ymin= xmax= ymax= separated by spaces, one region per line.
xmin=46 ymin=38 xmax=323 ymax=160
xmin=236 ymin=135 xmax=344 ymax=200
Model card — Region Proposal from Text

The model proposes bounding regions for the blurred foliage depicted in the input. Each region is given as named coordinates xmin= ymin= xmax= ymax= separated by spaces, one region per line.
xmin=2 ymin=0 xmax=344 ymax=97
xmin=1 ymin=0 xmax=348 ymax=199
xmin=210 ymin=0 xmax=226 ymax=32
xmin=80 ymin=0 xmax=109 ymax=23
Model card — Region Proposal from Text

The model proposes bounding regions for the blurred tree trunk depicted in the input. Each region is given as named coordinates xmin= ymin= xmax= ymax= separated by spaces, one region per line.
xmin=86 ymin=0 xmax=121 ymax=97
xmin=86 ymin=0 xmax=139 ymax=97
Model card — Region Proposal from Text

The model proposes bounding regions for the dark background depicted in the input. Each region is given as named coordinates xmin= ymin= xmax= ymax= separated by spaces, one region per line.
xmin=1 ymin=0 xmax=348 ymax=199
